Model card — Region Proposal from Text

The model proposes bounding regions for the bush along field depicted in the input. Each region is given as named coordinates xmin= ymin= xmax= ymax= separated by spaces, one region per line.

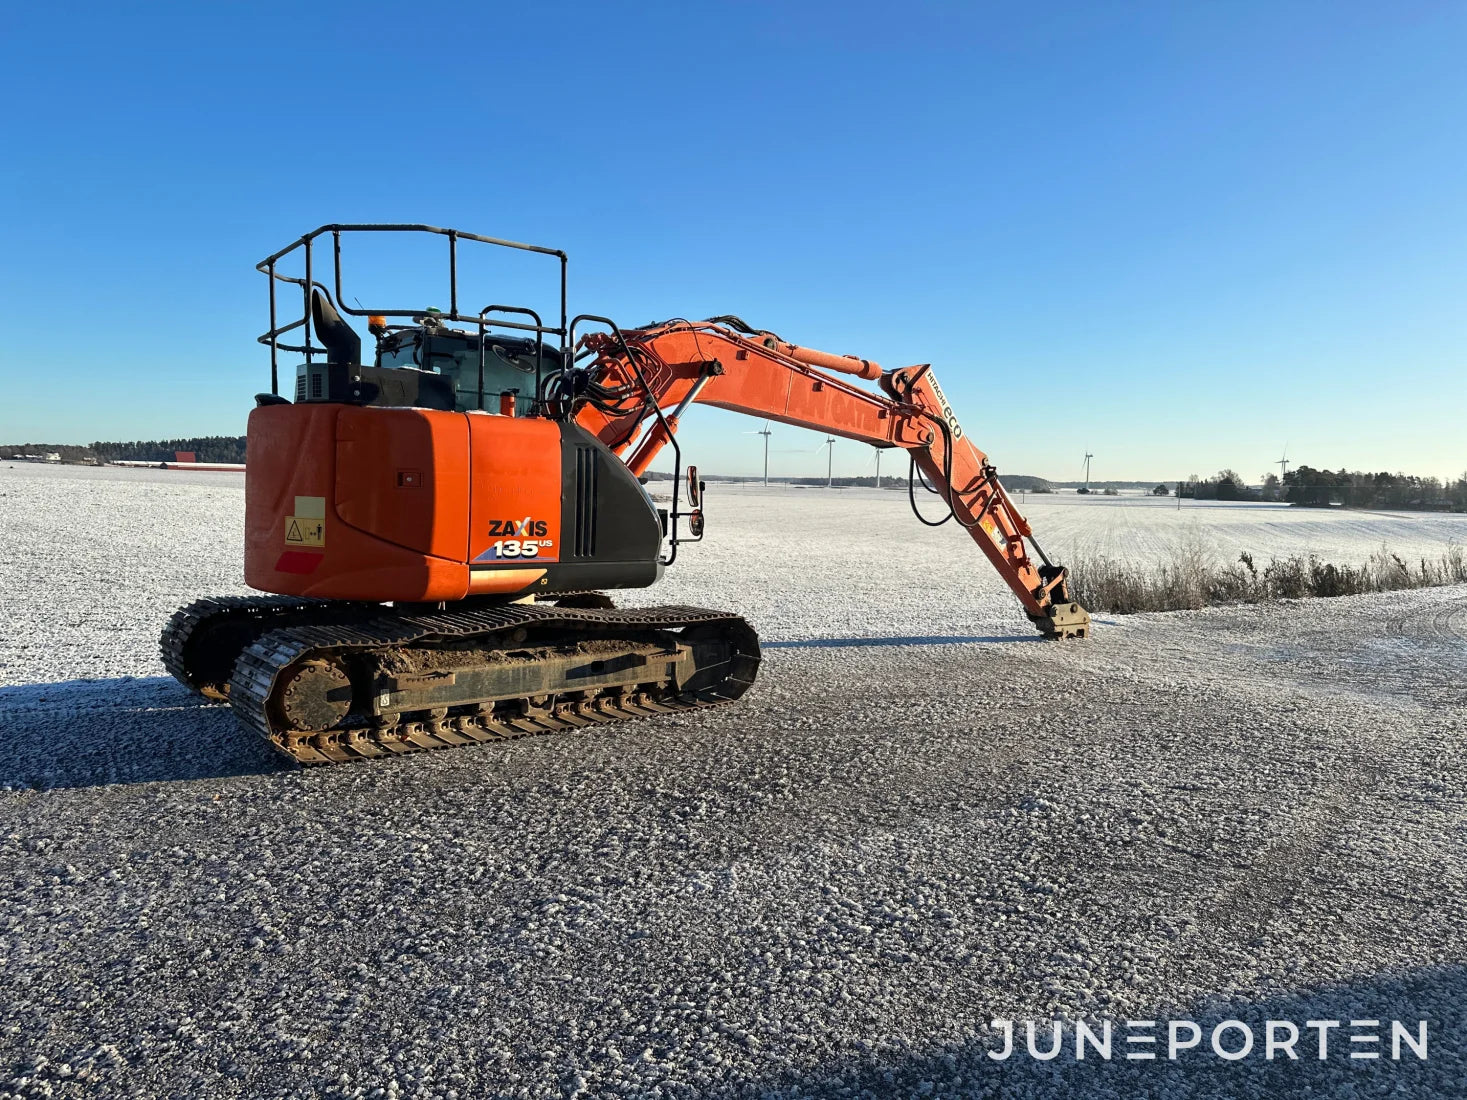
xmin=1070 ymin=542 xmax=1467 ymax=615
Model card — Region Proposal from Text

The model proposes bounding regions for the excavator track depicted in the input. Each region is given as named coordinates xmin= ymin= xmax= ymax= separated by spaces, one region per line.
xmin=165 ymin=599 xmax=760 ymax=766
xmin=162 ymin=595 xmax=364 ymax=700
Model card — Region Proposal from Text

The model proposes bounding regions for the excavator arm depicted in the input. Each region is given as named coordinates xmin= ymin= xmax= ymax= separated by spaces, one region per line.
xmin=567 ymin=320 xmax=1090 ymax=639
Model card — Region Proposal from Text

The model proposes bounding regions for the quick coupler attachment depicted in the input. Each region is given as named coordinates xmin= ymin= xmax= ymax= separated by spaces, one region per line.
xmin=1030 ymin=601 xmax=1092 ymax=640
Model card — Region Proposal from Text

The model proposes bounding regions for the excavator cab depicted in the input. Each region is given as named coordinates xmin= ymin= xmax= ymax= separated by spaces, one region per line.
xmin=259 ymin=225 xmax=572 ymax=416
xmin=248 ymin=224 xmax=669 ymax=605
xmin=373 ymin=320 xmax=559 ymax=417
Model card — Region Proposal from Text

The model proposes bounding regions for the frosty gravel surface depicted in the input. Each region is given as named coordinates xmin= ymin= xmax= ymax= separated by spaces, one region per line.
xmin=1 ymin=465 xmax=1464 ymax=1098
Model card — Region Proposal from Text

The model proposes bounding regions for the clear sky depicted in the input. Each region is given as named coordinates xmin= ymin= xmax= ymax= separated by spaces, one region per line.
xmin=2 ymin=1 xmax=1462 ymax=483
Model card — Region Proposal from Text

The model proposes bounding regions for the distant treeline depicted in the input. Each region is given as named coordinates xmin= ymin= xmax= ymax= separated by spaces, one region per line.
xmin=4 ymin=436 xmax=247 ymax=464
xmin=1180 ymin=466 xmax=1467 ymax=511
xmin=1282 ymin=466 xmax=1467 ymax=511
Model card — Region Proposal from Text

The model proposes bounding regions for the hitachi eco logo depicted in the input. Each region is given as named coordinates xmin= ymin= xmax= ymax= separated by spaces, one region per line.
xmin=926 ymin=374 xmax=964 ymax=441
xmin=481 ymin=517 xmax=554 ymax=561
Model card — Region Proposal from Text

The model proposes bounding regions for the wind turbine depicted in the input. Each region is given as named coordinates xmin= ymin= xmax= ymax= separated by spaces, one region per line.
xmin=1276 ymin=444 xmax=1289 ymax=483
xmin=819 ymin=436 xmax=836 ymax=487
xmin=1082 ymin=451 xmax=1094 ymax=493
xmin=872 ymin=445 xmax=882 ymax=489
xmin=743 ymin=421 xmax=773 ymax=485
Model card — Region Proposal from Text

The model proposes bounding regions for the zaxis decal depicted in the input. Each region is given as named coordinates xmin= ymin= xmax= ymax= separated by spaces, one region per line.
xmin=487 ymin=517 xmax=548 ymax=537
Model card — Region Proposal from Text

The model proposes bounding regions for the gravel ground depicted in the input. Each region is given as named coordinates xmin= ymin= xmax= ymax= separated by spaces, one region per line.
xmin=1 ymin=464 xmax=1464 ymax=1098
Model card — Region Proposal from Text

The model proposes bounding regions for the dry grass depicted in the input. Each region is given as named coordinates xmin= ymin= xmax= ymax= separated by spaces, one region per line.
xmin=1068 ymin=542 xmax=1467 ymax=615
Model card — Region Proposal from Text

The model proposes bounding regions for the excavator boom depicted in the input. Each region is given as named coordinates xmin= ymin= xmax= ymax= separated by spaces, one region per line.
xmin=570 ymin=320 xmax=1089 ymax=638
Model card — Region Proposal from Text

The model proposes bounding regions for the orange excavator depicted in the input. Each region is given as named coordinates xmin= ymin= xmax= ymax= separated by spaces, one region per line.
xmin=162 ymin=225 xmax=1089 ymax=765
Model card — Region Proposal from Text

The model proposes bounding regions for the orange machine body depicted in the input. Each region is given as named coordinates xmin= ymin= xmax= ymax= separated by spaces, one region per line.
xmin=245 ymin=405 xmax=567 ymax=602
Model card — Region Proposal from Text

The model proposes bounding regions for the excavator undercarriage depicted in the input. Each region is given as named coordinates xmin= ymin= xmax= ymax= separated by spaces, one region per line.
xmin=164 ymin=596 xmax=759 ymax=766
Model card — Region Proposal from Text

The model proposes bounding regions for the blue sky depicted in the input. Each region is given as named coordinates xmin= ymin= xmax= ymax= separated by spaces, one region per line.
xmin=2 ymin=1 xmax=1462 ymax=482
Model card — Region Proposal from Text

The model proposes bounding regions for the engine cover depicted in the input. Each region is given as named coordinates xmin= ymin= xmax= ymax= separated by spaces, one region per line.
xmin=244 ymin=404 xmax=662 ymax=602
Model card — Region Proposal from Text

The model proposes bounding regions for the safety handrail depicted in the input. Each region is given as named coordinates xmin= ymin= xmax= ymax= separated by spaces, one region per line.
xmin=256 ymin=224 xmax=568 ymax=396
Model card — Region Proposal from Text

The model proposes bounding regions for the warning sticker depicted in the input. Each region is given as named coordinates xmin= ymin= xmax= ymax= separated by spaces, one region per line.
xmin=285 ymin=516 xmax=325 ymax=548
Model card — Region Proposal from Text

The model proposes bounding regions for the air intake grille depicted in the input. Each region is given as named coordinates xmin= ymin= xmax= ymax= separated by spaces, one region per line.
xmin=573 ymin=447 xmax=598 ymax=557
xmin=295 ymin=364 xmax=327 ymax=402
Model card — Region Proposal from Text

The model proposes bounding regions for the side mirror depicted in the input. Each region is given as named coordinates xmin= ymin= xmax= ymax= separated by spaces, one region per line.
xmin=686 ymin=465 xmax=702 ymax=509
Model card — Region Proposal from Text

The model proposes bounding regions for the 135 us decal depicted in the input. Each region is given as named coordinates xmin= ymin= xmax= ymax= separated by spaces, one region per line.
xmin=477 ymin=517 xmax=556 ymax=561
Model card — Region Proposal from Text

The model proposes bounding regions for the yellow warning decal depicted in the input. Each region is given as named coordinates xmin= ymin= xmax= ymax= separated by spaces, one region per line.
xmin=285 ymin=516 xmax=325 ymax=548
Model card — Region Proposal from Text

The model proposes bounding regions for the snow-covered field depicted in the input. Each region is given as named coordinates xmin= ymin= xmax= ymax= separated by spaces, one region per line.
xmin=4 ymin=465 xmax=1466 ymax=682
xmin=1 ymin=463 xmax=1465 ymax=1097
xmin=1024 ymin=488 xmax=1467 ymax=564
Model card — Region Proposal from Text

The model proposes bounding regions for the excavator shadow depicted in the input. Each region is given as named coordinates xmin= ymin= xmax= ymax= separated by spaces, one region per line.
xmin=0 ymin=676 xmax=284 ymax=790
xmin=763 ymin=634 xmax=1041 ymax=650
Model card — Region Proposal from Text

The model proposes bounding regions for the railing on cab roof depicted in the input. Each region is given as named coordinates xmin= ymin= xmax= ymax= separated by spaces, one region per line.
xmin=256 ymin=224 xmax=569 ymax=411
